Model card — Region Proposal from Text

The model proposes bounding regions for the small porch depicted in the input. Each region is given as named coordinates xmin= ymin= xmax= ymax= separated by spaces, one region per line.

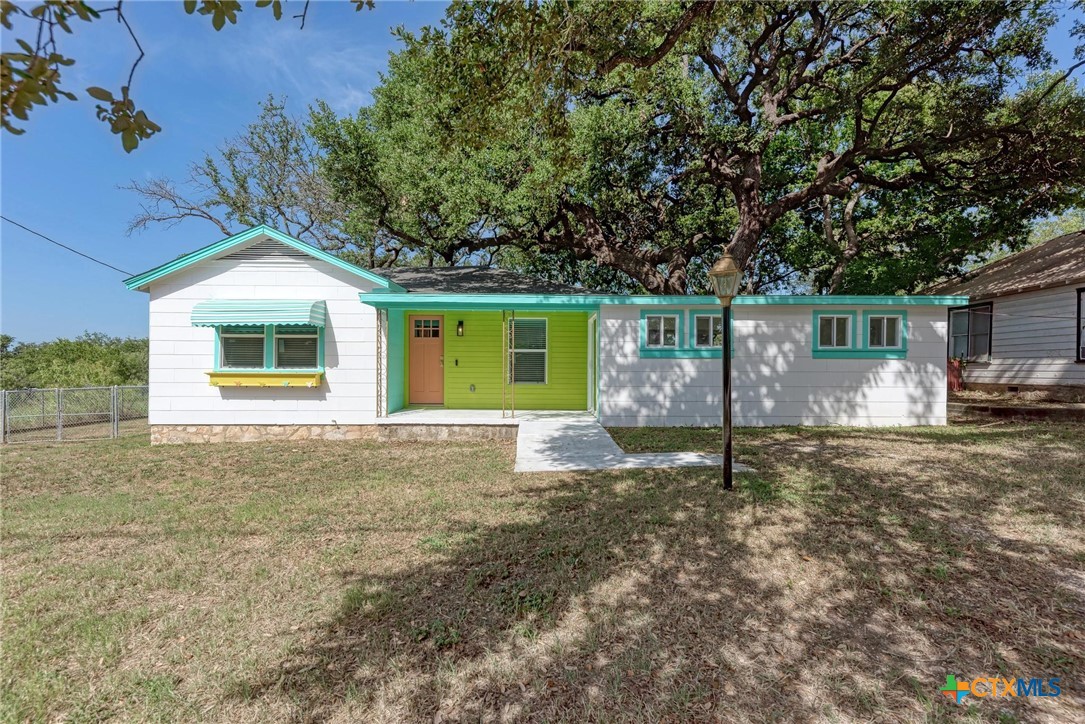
xmin=370 ymin=304 xmax=601 ymax=419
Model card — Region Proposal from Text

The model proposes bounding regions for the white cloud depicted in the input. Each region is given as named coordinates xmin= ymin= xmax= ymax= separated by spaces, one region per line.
xmin=200 ymin=15 xmax=395 ymax=114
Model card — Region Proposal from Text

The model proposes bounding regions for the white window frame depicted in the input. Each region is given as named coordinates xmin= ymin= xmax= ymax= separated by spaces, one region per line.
xmin=645 ymin=313 xmax=680 ymax=349
xmin=692 ymin=313 xmax=723 ymax=348
xmin=818 ymin=315 xmax=852 ymax=349
xmin=867 ymin=314 xmax=904 ymax=350
xmin=509 ymin=317 xmax=548 ymax=385
xmin=274 ymin=329 xmax=320 ymax=370
xmin=219 ymin=329 xmax=266 ymax=370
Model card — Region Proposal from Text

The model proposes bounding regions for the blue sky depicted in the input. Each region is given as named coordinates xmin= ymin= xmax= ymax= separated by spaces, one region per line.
xmin=1 ymin=0 xmax=447 ymax=343
xmin=1 ymin=1 xmax=1082 ymax=343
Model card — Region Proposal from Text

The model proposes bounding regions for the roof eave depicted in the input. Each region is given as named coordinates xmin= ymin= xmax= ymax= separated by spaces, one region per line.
xmin=358 ymin=292 xmax=970 ymax=309
xmin=123 ymin=225 xmax=405 ymax=292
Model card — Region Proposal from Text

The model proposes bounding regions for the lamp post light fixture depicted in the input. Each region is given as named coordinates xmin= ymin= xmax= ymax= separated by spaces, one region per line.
xmin=707 ymin=252 xmax=743 ymax=490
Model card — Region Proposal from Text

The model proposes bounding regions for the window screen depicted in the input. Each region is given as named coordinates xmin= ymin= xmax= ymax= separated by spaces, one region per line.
xmin=818 ymin=316 xmax=851 ymax=348
xmin=221 ymin=333 xmax=265 ymax=368
xmin=509 ymin=319 xmax=546 ymax=384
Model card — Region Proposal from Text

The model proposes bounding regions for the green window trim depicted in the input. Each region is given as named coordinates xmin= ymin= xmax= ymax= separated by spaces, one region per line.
xmin=862 ymin=310 xmax=908 ymax=356
xmin=212 ymin=324 xmax=326 ymax=373
xmin=812 ymin=310 xmax=909 ymax=359
xmin=636 ymin=308 xmax=736 ymax=359
xmin=641 ymin=311 xmax=683 ymax=351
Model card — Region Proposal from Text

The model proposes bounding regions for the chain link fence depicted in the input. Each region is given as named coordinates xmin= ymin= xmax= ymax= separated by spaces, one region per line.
xmin=1 ymin=386 xmax=149 ymax=443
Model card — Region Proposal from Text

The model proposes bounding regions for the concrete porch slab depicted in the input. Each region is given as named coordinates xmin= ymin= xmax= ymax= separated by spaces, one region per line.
xmin=379 ymin=408 xmax=596 ymax=426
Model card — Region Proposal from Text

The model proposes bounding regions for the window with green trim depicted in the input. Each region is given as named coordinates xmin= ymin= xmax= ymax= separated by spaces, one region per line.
xmin=216 ymin=324 xmax=323 ymax=371
xmin=645 ymin=314 xmax=679 ymax=348
xmin=275 ymin=326 xmax=320 ymax=369
xmin=818 ymin=315 xmax=852 ymax=349
xmin=220 ymin=326 xmax=265 ymax=369
xmin=867 ymin=315 xmax=903 ymax=349
xmin=692 ymin=314 xmax=723 ymax=348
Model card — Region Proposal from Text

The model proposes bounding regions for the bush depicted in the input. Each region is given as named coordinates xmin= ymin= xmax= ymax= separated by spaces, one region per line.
xmin=0 ymin=333 xmax=148 ymax=389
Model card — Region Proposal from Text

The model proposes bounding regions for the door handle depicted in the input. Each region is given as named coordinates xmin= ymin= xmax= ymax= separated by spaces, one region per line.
xmin=439 ymin=355 xmax=444 ymax=367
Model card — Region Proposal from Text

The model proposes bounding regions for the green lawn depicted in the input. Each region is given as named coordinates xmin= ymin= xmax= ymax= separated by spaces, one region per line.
xmin=2 ymin=422 xmax=1083 ymax=722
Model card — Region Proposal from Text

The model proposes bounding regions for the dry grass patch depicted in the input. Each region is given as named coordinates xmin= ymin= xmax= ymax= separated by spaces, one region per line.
xmin=3 ymin=423 xmax=1084 ymax=722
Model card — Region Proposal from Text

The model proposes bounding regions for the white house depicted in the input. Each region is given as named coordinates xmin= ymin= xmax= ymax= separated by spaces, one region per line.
xmin=125 ymin=225 xmax=965 ymax=443
xmin=927 ymin=230 xmax=1085 ymax=391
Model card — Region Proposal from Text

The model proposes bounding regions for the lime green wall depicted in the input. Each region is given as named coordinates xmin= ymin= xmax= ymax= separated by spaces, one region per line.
xmin=398 ymin=310 xmax=589 ymax=410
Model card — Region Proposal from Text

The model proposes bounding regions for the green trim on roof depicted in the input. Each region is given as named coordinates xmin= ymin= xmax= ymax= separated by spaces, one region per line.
xmin=358 ymin=292 xmax=969 ymax=310
xmin=124 ymin=225 xmax=405 ymax=292
xmin=191 ymin=300 xmax=328 ymax=327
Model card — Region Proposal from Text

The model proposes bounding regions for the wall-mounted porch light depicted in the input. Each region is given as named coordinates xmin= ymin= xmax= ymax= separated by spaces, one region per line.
xmin=457 ymin=320 xmax=464 ymax=336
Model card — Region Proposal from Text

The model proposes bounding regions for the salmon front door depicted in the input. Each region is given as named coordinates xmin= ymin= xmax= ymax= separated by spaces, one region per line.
xmin=409 ymin=316 xmax=444 ymax=404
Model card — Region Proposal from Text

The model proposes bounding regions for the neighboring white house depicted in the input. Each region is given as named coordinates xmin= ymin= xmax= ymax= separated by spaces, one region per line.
xmin=927 ymin=230 xmax=1085 ymax=390
xmin=126 ymin=225 xmax=966 ymax=443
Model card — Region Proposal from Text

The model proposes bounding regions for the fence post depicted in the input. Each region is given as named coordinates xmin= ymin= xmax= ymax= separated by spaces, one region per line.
xmin=1 ymin=390 xmax=7 ymax=445
xmin=111 ymin=386 xmax=119 ymax=438
xmin=56 ymin=388 xmax=62 ymax=442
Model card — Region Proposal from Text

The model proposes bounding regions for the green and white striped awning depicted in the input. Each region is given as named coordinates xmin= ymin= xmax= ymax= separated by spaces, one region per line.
xmin=191 ymin=300 xmax=327 ymax=327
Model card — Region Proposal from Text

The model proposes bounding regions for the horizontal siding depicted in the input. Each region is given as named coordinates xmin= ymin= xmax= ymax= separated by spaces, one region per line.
xmin=963 ymin=285 xmax=1085 ymax=386
xmin=147 ymin=253 xmax=381 ymax=425
xmin=598 ymin=305 xmax=948 ymax=427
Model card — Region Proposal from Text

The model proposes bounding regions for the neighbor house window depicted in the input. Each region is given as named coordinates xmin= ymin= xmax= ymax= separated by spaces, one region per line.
xmin=1078 ymin=288 xmax=1084 ymax=362
xmin=818 ymin=315 xmax=852 ymax=349
xmin=219 ymin=326 xmax=265 ymax=369
xmin=692 ymin=314 xmax=723 ymax=348
xmin=949 ymin=303 xmax=992 ymax=361
xmin=645 ymin=314 xmax=679 ymax=348
xmin=509 ymin=318 xmax=547 ymax=384
xmin=867 ymin=315 xmax=903 ymax=349
xmin=275 ymin=326 xmax=319 ymax=369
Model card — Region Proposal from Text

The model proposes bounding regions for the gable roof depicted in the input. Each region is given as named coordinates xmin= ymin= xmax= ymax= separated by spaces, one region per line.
xmin=123 ymin=225 xmax=405 ymax=292
xmin=374 ymin=266 xmax=600 ymax=295
xmin=924 ymin=230 xmax=1085 ymax=300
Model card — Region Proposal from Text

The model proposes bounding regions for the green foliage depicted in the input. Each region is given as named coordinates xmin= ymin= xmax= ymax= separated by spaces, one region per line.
xmin=309 ymin=1 xmax=1085 ymax=294
xmin=0 ymin=333 xmax=148 ymax=389
xmin=1029 ymin=208 xmax=1085 ymax=243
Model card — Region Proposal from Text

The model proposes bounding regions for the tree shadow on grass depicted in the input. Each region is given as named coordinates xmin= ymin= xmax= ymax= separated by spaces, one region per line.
xmin=239 ymin=425 xmax=1085 ymax=722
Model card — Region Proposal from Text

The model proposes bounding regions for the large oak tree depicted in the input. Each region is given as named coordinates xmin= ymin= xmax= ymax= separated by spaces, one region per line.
xmin=314 ymin=0 xmax=1085 ymax=292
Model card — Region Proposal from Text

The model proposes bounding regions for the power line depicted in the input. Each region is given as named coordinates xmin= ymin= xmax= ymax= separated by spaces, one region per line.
xmin=1 ymin=215 xmax=133 ymax=276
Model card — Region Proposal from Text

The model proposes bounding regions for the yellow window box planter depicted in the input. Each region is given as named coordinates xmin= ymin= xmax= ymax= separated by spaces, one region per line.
xmin=207 ymin=371 xmax=324 ymax=388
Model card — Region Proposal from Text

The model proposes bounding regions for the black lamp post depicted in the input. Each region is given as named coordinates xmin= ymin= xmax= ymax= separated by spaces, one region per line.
xmin=708 ymin=252 xmax=742 ymax=490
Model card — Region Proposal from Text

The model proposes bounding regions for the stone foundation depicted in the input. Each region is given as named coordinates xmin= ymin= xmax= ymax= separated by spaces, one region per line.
xmin=150 ymin=424 xmax=379 ymax=445
xmin=150 ymin=423 xmax=519 ymax=444
xmin=376 ymin=424 xmax=518 ymax=441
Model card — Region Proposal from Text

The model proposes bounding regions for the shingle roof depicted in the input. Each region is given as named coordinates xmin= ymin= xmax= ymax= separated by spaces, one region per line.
xmin=924 ymin=230 xmax=1085 ymax=300
xmin=372 ymin=266 xmax=599 ymax=295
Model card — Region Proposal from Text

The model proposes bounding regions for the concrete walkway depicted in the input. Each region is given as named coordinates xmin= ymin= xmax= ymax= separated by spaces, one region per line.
xmin=514 ymin=417 xmax=752 ymax=473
